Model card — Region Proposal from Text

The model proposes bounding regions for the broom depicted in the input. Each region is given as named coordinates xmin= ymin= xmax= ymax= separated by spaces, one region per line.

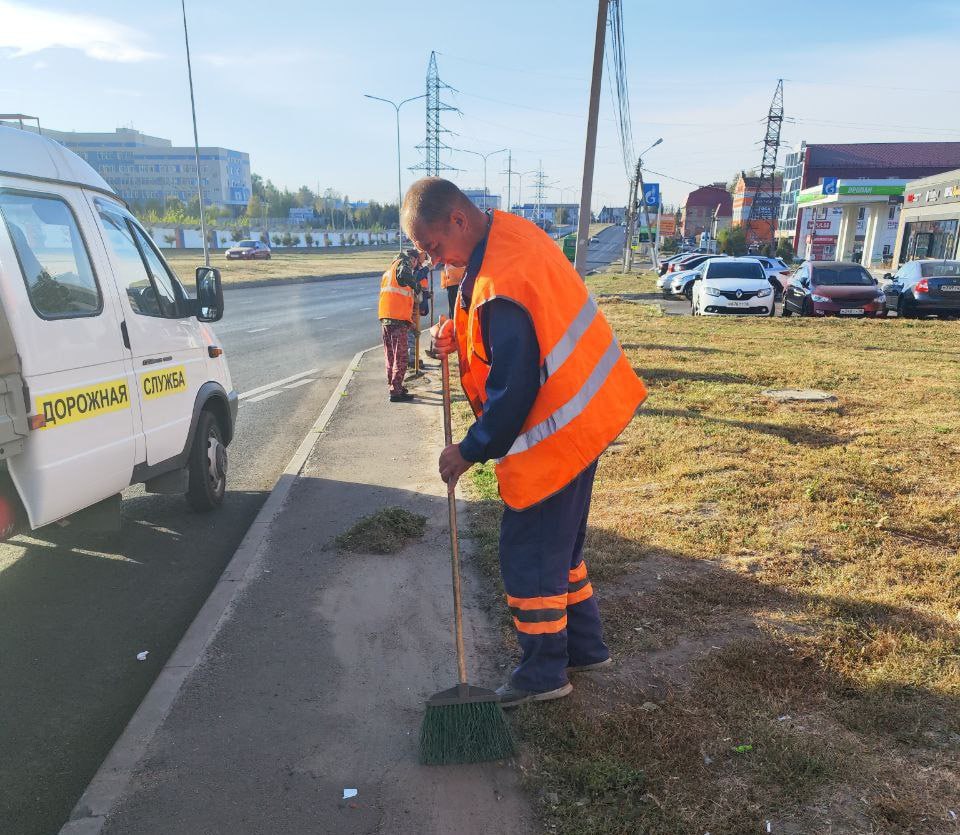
xmin=418 ymin=351 xmax=515 ymax=765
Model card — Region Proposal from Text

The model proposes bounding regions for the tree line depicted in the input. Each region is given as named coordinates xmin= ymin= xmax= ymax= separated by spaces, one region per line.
xmin=130 ymin=172 xmax=399 ymax=231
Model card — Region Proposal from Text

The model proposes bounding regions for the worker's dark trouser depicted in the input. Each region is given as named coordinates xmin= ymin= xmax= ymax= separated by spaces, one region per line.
xmin=499 ymin=460 xmax=609 ymax=693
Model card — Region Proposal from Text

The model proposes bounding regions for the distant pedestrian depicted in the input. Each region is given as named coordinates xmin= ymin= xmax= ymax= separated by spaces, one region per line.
xmin=378 ymin=251 xmax=420 ymax=402
xmin=441 ymin=262 xmax=465 ymax=319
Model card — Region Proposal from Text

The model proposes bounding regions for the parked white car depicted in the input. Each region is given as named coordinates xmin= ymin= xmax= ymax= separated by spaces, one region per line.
xmin=691 ymin=257 xmax=775 ymax=316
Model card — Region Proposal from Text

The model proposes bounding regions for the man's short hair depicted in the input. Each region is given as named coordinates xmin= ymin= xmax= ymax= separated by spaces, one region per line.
xmin=401 ymin=177 xmax=469 ymax=231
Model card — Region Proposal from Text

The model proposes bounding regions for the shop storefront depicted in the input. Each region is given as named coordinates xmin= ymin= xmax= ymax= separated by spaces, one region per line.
xmin=795 ymin=180 xmax=905 ymax=267
xmin=893 ymin=170 xmax=960 ymax=264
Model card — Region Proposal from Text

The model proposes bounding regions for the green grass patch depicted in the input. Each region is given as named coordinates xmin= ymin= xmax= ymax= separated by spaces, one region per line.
xmin=452 ymin=303 xmax=960 ymax=832
xmin=334 ymin=506 xmax=427 ymax=554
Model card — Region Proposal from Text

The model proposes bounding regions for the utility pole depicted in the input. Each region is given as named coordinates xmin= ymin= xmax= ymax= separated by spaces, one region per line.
xmin=574 ymin=0 xmax=609 ymax=277
xmin=624 ymin=138 xmax=663 ymax=272
xmin=623 ymin=159 xmax=640 ymax=271
xmin=505 ymin=150 xmax=512 ymax=212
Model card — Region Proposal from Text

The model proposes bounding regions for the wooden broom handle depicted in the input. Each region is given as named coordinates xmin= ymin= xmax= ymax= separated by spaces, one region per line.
xmin=441 ymin=353 xmax=468 ymax=686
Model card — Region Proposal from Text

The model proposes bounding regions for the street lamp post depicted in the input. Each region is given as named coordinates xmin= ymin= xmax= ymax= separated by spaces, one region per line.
xmin=454 ymin=147 xmax=507 ymax=210
xmin=180 ymin=0 xmax=209 ymax=267
xmin=364 ymin=92 xmax=427 ymax=252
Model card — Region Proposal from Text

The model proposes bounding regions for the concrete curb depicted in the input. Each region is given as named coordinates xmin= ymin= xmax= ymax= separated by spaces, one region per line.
xmin=59 ymin=345 xmax=379 ymax=835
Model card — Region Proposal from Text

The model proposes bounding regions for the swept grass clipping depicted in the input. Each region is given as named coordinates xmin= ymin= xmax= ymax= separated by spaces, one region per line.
xmin=335 ymin=507 xmax=427 ymax=555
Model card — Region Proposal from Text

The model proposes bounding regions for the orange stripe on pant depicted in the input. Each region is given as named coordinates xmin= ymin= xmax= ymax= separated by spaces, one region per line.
xmin=569 ymin=561 xmax=588 ymax=583
xmin=513 ymin=614 xmax=568 ymax=635
xmin=567 ymin=582 xmax=594 ymax=606
xmin=506 ymin=594 xmax=568 ymax=611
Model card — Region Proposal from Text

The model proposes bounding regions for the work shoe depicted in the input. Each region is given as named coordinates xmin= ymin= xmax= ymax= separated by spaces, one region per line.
xmin=567 ymin=657 xmax=613 ymax=674
xmin=389 ymin=392 xmax=414 ymax=403
xmin=496 ymin=681 xmax=572 ymax=709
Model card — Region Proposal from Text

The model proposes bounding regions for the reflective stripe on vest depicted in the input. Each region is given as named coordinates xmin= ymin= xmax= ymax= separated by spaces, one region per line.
xmin=454 ymin=210 xmax=647 ymax=510
xmin=509 ymin=335 xmax=620 ymax=456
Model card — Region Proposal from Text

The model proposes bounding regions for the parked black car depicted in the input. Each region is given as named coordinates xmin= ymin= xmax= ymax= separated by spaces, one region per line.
xmin=881 ymin=259 xmax=960 ymax=318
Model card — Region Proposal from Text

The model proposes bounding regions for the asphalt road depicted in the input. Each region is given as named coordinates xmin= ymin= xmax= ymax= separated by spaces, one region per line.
xmin=0 ymin=272 xmax=387 ymax=835
xmin=1 ymin=232 xmax=630 ymax=835
xmin=585 ymin=223 xmax=627 ymax=271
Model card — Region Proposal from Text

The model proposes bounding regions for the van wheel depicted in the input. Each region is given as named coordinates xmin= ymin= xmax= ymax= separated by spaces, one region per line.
xmin=187 ymin=410 xmax=227 ymax=511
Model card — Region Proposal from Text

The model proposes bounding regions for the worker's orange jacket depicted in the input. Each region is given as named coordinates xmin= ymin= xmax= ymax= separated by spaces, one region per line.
xmin=378 ymin=264 xmax=414 ymax=323
xmin=455 ymin=210 xmax=647 ymax=510
xmin=442 ymin=264 xmax=465 ymax=289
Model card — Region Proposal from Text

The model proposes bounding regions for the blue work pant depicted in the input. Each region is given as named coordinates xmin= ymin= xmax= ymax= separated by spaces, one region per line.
xmin=499 ymin=460 xmax=609 ymax=693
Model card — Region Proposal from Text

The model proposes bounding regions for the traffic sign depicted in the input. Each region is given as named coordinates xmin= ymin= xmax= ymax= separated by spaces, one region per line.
xmin=642 ymin=182 xmax=660 ymax=207
xmin=822 ymin=177 xmax=838 ymax=196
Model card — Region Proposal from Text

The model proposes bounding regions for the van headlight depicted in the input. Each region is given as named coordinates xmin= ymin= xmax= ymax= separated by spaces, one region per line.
xmin=756 ymin=287 xmax=772 ymax=298
xmin=705 ymin=286 xmax=721 ymax=297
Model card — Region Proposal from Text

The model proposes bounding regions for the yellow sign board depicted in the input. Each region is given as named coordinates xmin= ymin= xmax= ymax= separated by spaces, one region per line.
xmin=140 ymin=365 xmax=188 ymax=400
xmin=36 ymin=379 xmax=131 ymax=429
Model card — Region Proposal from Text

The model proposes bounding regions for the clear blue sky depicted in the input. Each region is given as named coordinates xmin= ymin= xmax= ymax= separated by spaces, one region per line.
xmin=3 ymin=0 xmax=960 ymax=208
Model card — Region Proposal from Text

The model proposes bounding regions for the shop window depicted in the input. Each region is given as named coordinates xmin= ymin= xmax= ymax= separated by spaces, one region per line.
xmin=857 ymin=207 xmax=865 ymax=221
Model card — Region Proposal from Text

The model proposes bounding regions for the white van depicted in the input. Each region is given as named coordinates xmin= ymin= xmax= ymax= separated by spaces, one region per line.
xmin=0 ymin=125 xmax=237 ymax=535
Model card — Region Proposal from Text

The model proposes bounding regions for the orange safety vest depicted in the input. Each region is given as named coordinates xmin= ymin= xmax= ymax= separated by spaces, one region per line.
xmin=455 ymin=210 xmax=647 ymax=510
xmin=378 ymin=264 xmax=414 ymax=323
xmin=442 ymin=264 xmax=465 ymax=289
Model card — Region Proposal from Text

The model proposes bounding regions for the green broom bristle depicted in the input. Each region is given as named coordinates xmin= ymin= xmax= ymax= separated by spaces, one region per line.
xmin=419 ymin=701 xmax=516 ymax=765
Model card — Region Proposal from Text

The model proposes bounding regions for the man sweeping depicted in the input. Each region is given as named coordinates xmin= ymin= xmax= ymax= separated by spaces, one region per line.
xmin=402 ymin=178 xmax=647 ymax=707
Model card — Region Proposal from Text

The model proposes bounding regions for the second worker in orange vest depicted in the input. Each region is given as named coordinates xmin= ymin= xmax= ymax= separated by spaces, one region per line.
xmin=402 ymin=178 xmax=647 ymax=707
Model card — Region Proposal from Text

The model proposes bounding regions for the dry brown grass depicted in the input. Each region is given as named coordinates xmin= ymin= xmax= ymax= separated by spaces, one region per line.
xmin=163 ymin=247 xmax=394 ymax=286
xmin=455 ymin=276 xmax=960 ymax=834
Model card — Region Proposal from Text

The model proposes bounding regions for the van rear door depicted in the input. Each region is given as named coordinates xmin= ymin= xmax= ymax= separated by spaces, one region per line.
xmin=0 ymin=185 xmax=137 ymax=528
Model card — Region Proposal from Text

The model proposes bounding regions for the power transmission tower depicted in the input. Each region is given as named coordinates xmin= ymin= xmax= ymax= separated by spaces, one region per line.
xmin=530 ymin=162 xmax=548 ymax=227
xmin=746 ymin=78 xmax=784 ymax=252
xmin=412 ymin=51 xmax=459 ymax=177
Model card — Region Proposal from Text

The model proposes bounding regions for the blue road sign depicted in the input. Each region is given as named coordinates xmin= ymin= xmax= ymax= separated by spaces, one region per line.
xmin=822 ymin=177 xmax=838 ymax=196
xmin=642 ymin=183 xmax=660 ymax=207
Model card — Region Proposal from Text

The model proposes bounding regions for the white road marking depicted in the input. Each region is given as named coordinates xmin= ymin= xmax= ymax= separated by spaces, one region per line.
xmin=284 ymin=378 xmax=315 ymax=390
xmin=239 ymin=368 xmax=319 ymax=400
xmin=313 ymin=316 xmax=327 ymax=320
xmin=247 ymin=327 xmax=270 ymax=333
xmin=359 ymin=307 xmax=373 ymax=311
xmin=245 ymin=390 xmax=282 ymax=403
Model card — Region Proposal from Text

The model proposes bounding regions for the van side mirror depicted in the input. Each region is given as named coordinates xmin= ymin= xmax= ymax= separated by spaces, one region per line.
xmin=196 ymin=266 xmax=223 ymax=322
xmin=883 ymin=272 xmax=892 ymax=281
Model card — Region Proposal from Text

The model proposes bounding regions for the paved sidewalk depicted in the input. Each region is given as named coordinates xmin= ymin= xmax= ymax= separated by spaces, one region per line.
xmin=86 ymin=354 xmax=533 ymax=834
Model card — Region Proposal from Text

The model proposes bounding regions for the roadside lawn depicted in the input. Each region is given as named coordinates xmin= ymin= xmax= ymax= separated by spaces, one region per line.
xmin=163 ymin=247 xmax=395 ymax=286
xmin=455 ymin=278 xmax=960 ymax=834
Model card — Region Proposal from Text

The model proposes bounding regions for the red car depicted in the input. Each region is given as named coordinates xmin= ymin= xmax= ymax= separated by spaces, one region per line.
xmin=781 ymin=261 xmax=886 ymax=318
xmin=225 ymin=239 xmax=271 ymax=260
